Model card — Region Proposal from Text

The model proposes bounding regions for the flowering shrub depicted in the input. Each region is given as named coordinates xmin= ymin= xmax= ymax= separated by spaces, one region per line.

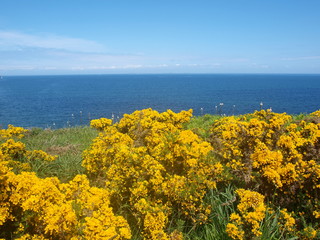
xmin=0 ymin=126 xmax=131 ymax=239
xmin=210 ymin=110 xmax=320 ymax=235
xmin=83 ymin=109 xmax=223 ymax=239
xmin=1 ymin=109 xmax=319 ymax=239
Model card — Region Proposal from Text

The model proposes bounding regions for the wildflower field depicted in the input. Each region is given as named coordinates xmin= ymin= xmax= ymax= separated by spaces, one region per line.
xmin=0 ymin=109 xmax=319 ymax=239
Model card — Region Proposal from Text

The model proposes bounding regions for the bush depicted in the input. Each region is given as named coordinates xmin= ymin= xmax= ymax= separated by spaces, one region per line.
xmin=1 ymin=109 xmax=319 ymax=239
xmin=210 ymin=110 xmax=320 ymax=237
xmin=83 ymin=109 xmax=223 ymax=239
xmin=0 ymin=126 xmax=131 ymax=240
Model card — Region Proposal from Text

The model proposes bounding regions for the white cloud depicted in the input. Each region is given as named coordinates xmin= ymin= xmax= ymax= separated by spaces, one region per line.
xmin=281 ymin=56 xmax=320 ymax=61
xmin=89 ymin=65 xmax=144 ymax=70
xmin=0 ymin=32 xmax=284 ymax=74
xmin=0 ymin=31 xmax=148 ymax=73
xmin=0 ymin=31 xmax=106 ymax=53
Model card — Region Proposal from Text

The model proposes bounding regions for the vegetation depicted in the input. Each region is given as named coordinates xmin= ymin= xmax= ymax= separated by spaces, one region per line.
xmin=0 ymin=109 xmax=319 ymax=239
xmin=21 ymin=126 xmax=98 ymax=182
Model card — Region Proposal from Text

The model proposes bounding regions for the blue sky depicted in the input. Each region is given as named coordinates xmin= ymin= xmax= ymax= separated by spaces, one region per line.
xmin=1 ymin=0 xmax=320 ymax=75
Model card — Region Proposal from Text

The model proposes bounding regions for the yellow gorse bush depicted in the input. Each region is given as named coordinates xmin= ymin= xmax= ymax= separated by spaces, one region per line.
xmin=1 ymin=109 xmax=319 ymax=239
xmin=0 ymin=126 xmax=131 ymax=239
xmin=83 ymin=108 xmax=223 ymax=239
xmin=211 ymin=109 xmax=320 ymax=233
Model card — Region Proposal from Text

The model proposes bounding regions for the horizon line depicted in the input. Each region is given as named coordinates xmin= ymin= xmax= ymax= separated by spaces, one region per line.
xmin=2 ymin=72 xmax=320 ymax=77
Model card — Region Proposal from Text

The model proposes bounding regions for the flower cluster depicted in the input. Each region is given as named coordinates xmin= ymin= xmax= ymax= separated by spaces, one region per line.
xmin=0 ymin=127 xmax=57 ymax=173
xmin=90 ymin=118 xmax=113 ymax=131
xmin=226 ymin=189 xmax=266 ymax=239
xmin=0 ymin=125 xmax=28 ymax=140
xmin=83 ymin=108 xmax=223 ymax=239
xmin=279 ymin=208 xmax=296 ymax=232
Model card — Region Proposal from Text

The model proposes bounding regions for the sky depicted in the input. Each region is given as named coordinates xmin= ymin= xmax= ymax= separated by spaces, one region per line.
xmin=1 ymin=0 xmax=320 ymax=75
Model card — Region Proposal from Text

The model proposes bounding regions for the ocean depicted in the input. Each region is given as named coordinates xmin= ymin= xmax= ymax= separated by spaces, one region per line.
xmin=1 ymin=74 xmax=320 ymax=128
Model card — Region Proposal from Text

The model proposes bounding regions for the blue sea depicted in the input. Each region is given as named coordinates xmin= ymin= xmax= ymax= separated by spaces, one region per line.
xmin=1 ymin=74 xmax=320 ymax=128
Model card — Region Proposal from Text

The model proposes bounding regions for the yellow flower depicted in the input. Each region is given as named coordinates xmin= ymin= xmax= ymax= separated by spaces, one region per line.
xmin=227 ymin=189 xmax=265 ymax=238
xmin=90 ymin=118 xmax=112 ymax=131
xmin=279 ymin=208 xmax=296 ymax=232
xmin=313 ymin=210 xmax=320 ymax=219
xmin=0 ymin=125 xmax=28 ymax=140
xmin=226 ymin=223 xmax=244 ymax=240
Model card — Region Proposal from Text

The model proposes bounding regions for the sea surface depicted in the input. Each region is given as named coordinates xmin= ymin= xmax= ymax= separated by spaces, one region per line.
xmin=1 ymin=74 xmax=320 ymax=128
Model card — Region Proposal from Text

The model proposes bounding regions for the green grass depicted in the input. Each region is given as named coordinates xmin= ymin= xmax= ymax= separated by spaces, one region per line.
xmin=185 ymin=114 xmax=223 ymax=139
xmin=185 ymin=186 xmax=236 ymax=240
xmin=21 ymin=126 xmax=98 ymax=182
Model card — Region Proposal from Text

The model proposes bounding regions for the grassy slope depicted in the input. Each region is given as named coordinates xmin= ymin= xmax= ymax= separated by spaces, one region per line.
xmin=185 ymin=114 xmax=223 ymax=139
xmin=21 ymin=126 xmax=98 ymax=182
